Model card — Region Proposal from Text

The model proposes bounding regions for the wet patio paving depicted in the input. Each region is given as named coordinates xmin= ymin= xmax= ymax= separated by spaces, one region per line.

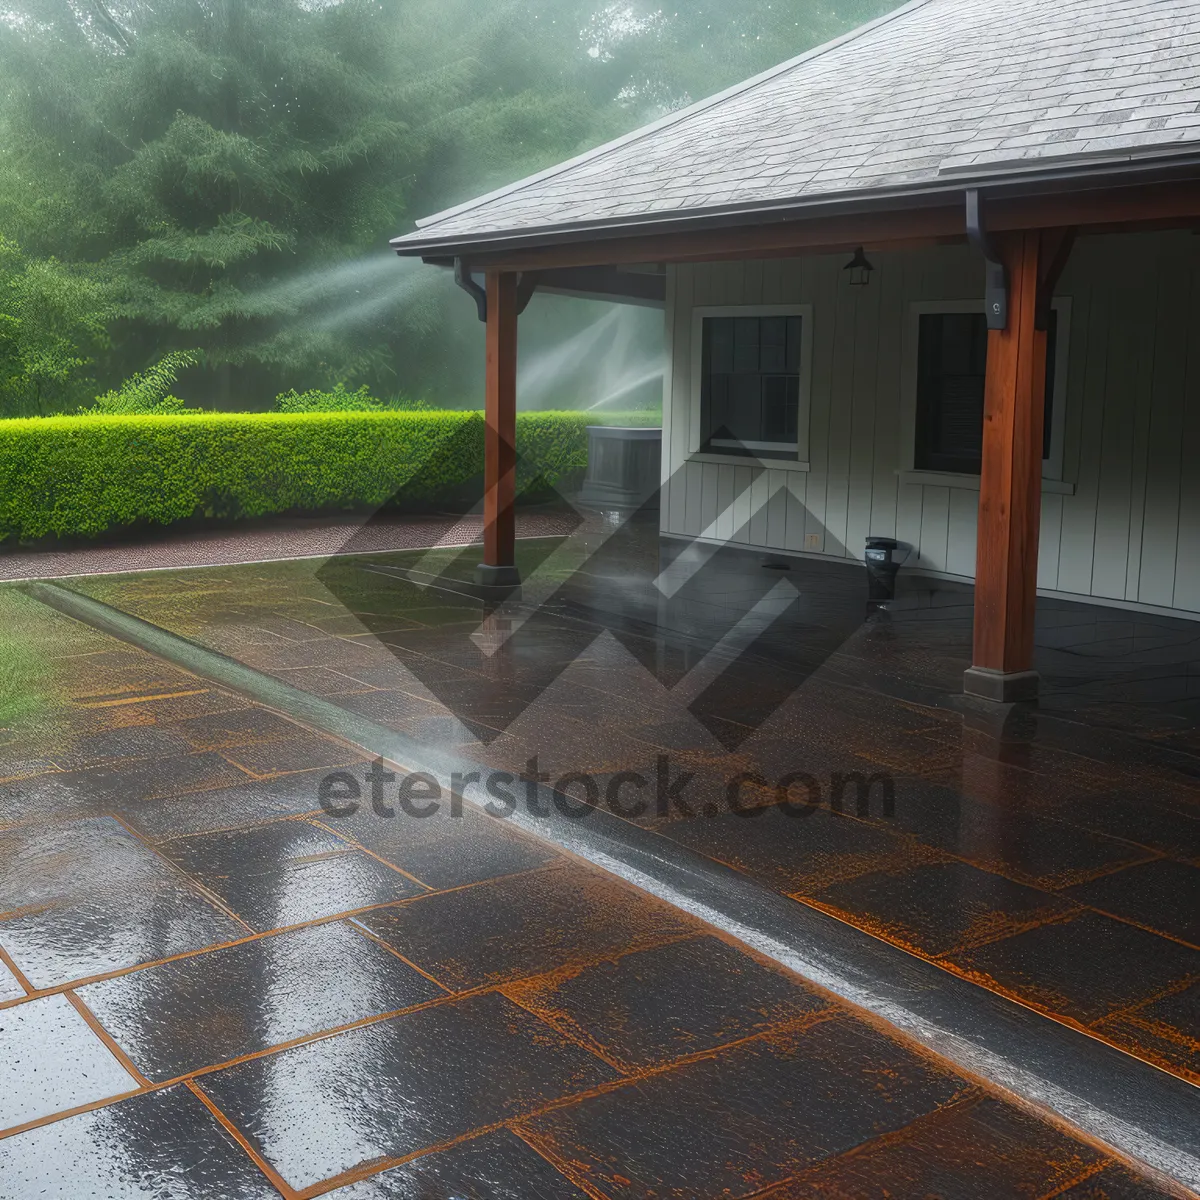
xmin=1 ymin=516 xmax=1198 ymax=1197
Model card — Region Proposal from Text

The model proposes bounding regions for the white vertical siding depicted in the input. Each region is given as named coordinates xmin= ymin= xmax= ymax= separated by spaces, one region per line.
xmin=804 ymin=257 xmax=837 ymax=554
xmin=1091 ymin=240 xmax=1152 ymax=601
xmin=1038 ymin=493 xmax=1063 ymax=592
xmin=1056 ymin=265 xmax=1101 ymax=598
xmin=1137 ymin=264 xmax=1191 ymax=609
xmin=867 ymin=254 xmax=906 ymax=544
xmin=661 ymin=230 xmax=1200 ymax=616
xmin=1173 ymin=286 xmax=1200 ymax=613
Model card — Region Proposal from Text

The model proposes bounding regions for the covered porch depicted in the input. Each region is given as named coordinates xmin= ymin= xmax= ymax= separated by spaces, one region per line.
xmin=419 ymin=175 xmax=1200 ymax=707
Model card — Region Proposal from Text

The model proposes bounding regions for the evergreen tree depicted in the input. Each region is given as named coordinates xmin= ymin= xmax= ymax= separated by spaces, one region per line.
xmin=2 ymin=1 xmax=435 ymax=400
xmin=0 ymin=235 xmax=112 ymax=416
xmin=0 ymin=0 xmax=899 ymax=410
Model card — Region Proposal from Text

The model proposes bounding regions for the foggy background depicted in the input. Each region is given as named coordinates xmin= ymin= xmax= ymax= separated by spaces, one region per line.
xmin=0 ymin=0 xmax=897 ymax=415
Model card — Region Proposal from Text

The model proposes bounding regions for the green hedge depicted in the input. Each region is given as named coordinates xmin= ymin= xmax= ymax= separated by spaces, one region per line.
xmin=0 ymin=410 xmax=654 ymax=544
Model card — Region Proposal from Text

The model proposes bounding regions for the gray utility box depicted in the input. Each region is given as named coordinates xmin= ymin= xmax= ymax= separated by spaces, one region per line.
xmin=578 ymin=426 xmax=662 ymax=510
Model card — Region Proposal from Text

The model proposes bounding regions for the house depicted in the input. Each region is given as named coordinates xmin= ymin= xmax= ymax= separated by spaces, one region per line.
xmin=392 ymin=0 xmax=1200 ymax=704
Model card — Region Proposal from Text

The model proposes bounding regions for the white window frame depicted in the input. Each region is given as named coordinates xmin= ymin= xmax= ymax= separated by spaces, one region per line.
xmin=688 ymin=304 xmax=814 ymax=471
xmin=898 ymin=297 xmax=1073 ymax=493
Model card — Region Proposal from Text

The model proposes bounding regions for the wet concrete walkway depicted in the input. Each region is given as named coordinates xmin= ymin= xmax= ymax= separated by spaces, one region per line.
xmin=60 ymin=528 xmax=1200 ymax=1091
xmin=0 ymin=509 xmax=577 ymax=582
xmin=1 ymin=537 xmax=1197 ymax=1195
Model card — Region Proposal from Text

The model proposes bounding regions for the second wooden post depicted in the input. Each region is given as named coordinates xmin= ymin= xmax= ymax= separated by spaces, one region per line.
xmin=478 ymin=270 xmax=520 ymax=589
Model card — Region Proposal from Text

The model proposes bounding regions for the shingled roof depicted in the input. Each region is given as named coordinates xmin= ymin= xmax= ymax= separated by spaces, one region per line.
xmin=393 ymin=0 xmax=1200 ymax=256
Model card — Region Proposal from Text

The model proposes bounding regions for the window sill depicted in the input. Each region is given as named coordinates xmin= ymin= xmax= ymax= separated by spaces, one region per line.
xmin=688 ymin=453 xmax=811 ymax=472
xmin=898 ymin=469 xmax=1076 ymax=496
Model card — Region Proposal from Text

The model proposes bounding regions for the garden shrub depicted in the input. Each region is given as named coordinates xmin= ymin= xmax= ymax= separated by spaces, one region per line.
xmin=0 ymin=409 xmax=621 ymax=543
xmin=273 ymin=385 xmax=436 ymax=413
xmin=274 ymin=384 xmax=385 ymax=413
xmin=84 ymin=350 xmax=202 ymax=415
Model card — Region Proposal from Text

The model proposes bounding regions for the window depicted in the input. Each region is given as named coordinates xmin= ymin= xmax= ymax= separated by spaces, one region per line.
xmin=914 ymin=309 xmax=1061 ymax=475
xmin=699 ymin=314 xmax=804 ymax=459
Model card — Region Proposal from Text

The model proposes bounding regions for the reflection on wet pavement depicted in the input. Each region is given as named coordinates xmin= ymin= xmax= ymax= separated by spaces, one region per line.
xmin=0 ymin=817 xmax=247 ymax=988
xmin=155 ymin=819 xmax=427 ymax=931
xmin=200 ymin=990 xmax=620 ymax=1192
xmin=0 ymin=552 xmax=1196 ymax=1196
xmin=0 ymin=1085 xmax=282 ymax=1198
xmin=64 ymin=530 xmax=1200 ymax=1088
xmin=78 ymin=921 xmax=446 ymax=1082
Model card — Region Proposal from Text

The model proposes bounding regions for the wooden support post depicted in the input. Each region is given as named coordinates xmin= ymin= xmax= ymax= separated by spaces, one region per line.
xmin=965 ymin=230 xmax=1049 ymax=703
xmin=478 ymin=270 xmax=520 ymax=589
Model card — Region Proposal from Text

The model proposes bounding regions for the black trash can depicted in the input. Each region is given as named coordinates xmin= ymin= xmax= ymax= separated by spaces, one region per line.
xmin=865 ymin=537 xmax=908 ymax=605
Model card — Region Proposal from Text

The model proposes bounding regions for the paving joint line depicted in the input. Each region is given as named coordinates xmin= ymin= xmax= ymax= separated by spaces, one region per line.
xmin=21 ymin=578 xmax=1200 ymax=1194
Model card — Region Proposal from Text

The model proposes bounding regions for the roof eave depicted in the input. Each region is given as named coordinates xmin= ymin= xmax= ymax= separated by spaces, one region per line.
xmin=391 ymin=149 xmax=1200 ymax=261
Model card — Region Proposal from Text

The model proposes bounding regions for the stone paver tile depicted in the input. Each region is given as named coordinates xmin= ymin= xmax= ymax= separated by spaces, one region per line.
xmin=327 ymin=797 xmax=558 ymax=890
xmin=356 ymin=866 xmax=697 ymax=992
xmin=198 ymin=991 xmax=617 ymax=1193
xmin=0 ymin=1084 xmax=280 ymax=1198
xmin=328 ymin=1129 xmax=589 ymax=1198
xmin=157 ymin=819 xmax=426 ymax=932
xmin=0 ymin=993 xmax=139 ymax=1133
xmin=0 ymin=818 xmax=246 ymax=989
xmin=521 ymin=1015 xmax=967 ymax=1199
xmin=764 ymin=1095 xmax=1107 ymax=1198
xmin=505 ymin=935 xmax=830 ymax=1071
xmin=79 ymin=922 xmax=445 ymax=1081
xmin=946 ymin=912 xmax=1200 ymax=1027
xmin=808 ymin=861 xmax=1074 ymax=957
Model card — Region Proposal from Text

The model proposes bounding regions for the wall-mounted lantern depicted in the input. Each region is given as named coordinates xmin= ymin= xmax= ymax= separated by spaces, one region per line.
xmin=843 ymin=246 xmax=875 ymax=287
